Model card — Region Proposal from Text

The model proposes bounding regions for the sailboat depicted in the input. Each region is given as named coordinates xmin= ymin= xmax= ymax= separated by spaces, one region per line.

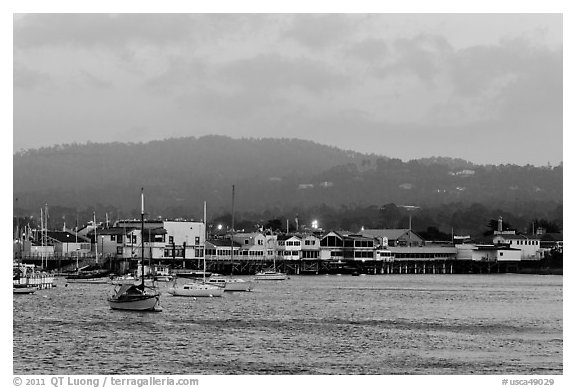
xmin=167 ymin=261 xmax=224 ymax=297
xmin=167 ymin=200 xmax=224 ymax=297
xmin=207 ymin=186 xmax=254 ymax=291
xmin=254 ymin=253 xmax=287 ymax=281
xmin=107 ymin=189 xmax=162 ymax=312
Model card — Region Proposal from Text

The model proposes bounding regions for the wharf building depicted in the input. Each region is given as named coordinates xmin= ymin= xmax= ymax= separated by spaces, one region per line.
xmin=15 ymin=217 xmax=560 ymax=275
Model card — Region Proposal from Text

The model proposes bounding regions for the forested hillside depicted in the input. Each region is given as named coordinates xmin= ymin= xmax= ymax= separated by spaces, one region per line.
xmin=13 ymin=136 xmax=562 ymax=236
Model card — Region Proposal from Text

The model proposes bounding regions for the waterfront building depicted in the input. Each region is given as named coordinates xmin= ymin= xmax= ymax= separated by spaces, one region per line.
xmin=455 ymin=244 xmax=521 ymax=262
xmin=361 ymin=229 xmax=425 ymax=247
xmin=233 ymin=232 xmax=267 ymax=259
xmin=277 ymin=234 xmax=302 ymax=260
xmin=301 ymin=234 xmax=320 ymax=259
xmin=319 ymin=231 xmax=378 ymax=261
xmin=205 ymin=239 xmax=241 ymax=260
xmin=46 ymin=230 xmax=91 ymax=257
xmin=492 ymin=233 xmax=541 ymax=260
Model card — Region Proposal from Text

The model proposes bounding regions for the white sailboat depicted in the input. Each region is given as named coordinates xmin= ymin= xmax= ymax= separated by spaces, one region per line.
xmin=216 ymin=185 xmax=254 ymax=291
xmin=167 ymin=201 xmax=224 ymax=297
xmin=254 ymin=269 xmax=287 ymax=281
xmin=255 ymin=254 xmax=287 ymax=281
xmin=107 ymin=189 xmax=162 ymax=312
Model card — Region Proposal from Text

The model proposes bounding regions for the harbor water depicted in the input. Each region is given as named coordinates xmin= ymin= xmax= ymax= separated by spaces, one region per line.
xmin=13 ymin=274 xmax=562 ymax=375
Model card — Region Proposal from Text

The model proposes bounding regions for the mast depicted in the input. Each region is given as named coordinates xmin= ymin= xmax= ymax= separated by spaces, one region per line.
xmin=94 ymin=212 xmax=99 ymax=264
xmin=15 ymin=198 xmax=21 ymax=263
xmin=231 ymin=185 xmax=235 ymax=276
xmin=40 ymin=207 xmax=44 ymax=269
xmin=140 ymin=188 xmax=145 ymax=290
xmin=203 ymin=201 xmax=207 ymax=284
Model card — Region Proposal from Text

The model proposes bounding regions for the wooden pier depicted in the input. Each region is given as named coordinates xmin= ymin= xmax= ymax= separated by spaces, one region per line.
xmin=18 ymin=254 xmax=522 ymax=275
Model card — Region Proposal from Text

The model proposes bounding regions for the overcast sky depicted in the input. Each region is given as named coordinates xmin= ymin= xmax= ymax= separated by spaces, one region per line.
xmin=13 ymin=13 xmax=562 ymax=166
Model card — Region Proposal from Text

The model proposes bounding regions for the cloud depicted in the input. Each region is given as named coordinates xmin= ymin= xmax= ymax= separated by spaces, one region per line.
xmin=220 ymin=54 xmax=349 ymax=94
xmin=374 ymin=34 xmax=453 ymax=85
xmin=344 ymin=38 xmax=390 ymax=62
xmin=14 ymin=14 xmax=196 ymax=49
xmin=283 ymin=14 xmax=356 ymax=49
xmin=13 ymin=64 xmax=51 ymax=89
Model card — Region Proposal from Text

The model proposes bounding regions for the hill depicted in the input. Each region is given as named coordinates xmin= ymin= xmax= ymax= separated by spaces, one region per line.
xmin=13 ymin=136 xmax=562 ymax=234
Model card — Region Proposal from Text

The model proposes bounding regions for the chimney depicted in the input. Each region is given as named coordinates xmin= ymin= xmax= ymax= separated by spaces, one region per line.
xmin=498 ymin=216 xmax=503 ymax=233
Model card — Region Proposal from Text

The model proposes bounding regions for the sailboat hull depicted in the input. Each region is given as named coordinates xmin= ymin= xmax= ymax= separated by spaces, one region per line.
xmin=254 ymin=272 xmax=287 ymax=281
xmin=168 ymin=284 xmax=224 ymax=297
xmin=107 ymin=295 xmax=162 ymax=311
xmin=206 ymin=277 xmax=254 ymax=291
xmin=13 ymin=286 xmax=38 ymax=294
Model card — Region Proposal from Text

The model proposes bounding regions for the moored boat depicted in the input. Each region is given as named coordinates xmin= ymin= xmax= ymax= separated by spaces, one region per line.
xmin=207 ymin=275 xmax=254 ymax=291
xmin=254 ymin=271 xmax=288 ymax=281
xmin=13 ymin=264 xmax=55 ymax=289
xmin=107 ymin=188 xmax=162 ymax=312
xmin=167 ymin=280 xmax=224 ymax=297
xmin=107 ymin=283 xmax=161 ymax=311
xmin=13 ymin=284 xmax=38 ymax=294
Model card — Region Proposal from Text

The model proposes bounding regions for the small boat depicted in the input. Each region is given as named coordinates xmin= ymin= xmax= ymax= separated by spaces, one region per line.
xmin=254 ymin=271 xmax=288 ymax=281
xmin=13 ymin=264 xmax=55 ymax=290
xmin=109 ymin=274 xmax=137 ymax=285
xmin=13 ymin=285 xmax=38 ymax=294
xmin=207 ymin=275 xmax=254 ymax=291
xmin=66 ymin=269 xmax=111 ymax=284
xmin=174 ymin=271 xmax=212 ymax=279
xmin=107 ymin=283 xmax=162 ymax=311
xmin=167 ymin=279 xmax=224 ymax=297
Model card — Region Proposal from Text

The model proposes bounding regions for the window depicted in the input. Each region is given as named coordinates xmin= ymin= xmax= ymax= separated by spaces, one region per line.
xmin=195 ymin=237 xmax=200 ymax=245
xmin=116 ymin=247 xmax=123 ymax=254
xmin=245 ymin=239 xmax=249 ymax=245
xmin=500 ymin=252 xmax=504 ymax=256
xmin=111 ymin=235 xmax=116 ymax=241
xmin=169 ymin=236 xmax=174 ymax=244
xmin=117 ymin=235 xmax=123 ymax=244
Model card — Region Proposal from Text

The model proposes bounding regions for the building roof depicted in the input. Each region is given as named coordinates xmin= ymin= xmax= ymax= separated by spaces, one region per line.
xmin=496 ymin=233 xmax=540 ymax=240
xmin=232 ymin=232 xmax=264 ymax=239
xmin=476 ymin=244 xmax=521 ymax=251
xmin=206 ymin=239 xmax=242 ymax=248
xmin=277 ymin=235 xmax=302 ymax=241
xmin=96 ymin=227 xmax=137 ymax=235
xmin=46 ymin=231 xmax=89 ymax=243
xmin=361 ymin=229 xmax=423 ymax=241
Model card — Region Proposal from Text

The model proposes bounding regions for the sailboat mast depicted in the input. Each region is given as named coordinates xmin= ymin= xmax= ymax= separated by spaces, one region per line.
xmin=94 ymin=211 xmax=98 ymax=264
xmin=16 ymin=198 xmax=21 ymax=262
xmin=203 ymin=201 xmax=207 ymax=284
xmin=141 ymin=188 xmax=145 ymax=290
xmin=231 ymin=185 xmax=235 ymax=275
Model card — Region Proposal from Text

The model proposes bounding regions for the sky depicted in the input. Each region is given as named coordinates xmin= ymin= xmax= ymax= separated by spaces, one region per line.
xmin=13 ymin=13 xmax=563 ymax=166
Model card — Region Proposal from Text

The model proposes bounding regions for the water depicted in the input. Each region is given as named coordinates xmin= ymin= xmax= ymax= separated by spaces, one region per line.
xmin=13 ymin=274 xmax=562 ymax=374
